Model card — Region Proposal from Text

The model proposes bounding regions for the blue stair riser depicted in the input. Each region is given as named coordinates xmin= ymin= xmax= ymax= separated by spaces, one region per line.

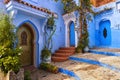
xmin=69 ymin=57 xmax=120 ymax=73
xmin=89 ymin=50 xmax=120 ymax=57
xmin=59 ymin=68 xmax=80 ymax=80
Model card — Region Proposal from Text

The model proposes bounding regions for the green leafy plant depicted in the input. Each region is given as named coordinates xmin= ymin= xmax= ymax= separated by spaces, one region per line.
xmin=75 ymin=46 xmax=82 ymax=53
xmin=40 ymin=63 xmax=59 ymax=74
xmin=0 ymin=14 xmax=22 ymax=73
xmin=41 ymin=48 xmax=51 ymax=61
xmin=24 ymin=70 xmax=31 ymax=80
xmin=62 ymin=0 xmax=78 ymax=13
xmin=47 ymin=16 xmax=55 ymax=29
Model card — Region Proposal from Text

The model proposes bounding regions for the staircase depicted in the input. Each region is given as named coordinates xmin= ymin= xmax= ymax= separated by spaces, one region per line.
xmin=52 ymin=47 xmax=75 ymax=62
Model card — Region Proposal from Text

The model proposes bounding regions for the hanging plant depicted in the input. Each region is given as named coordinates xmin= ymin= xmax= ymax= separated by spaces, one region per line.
xmin=47 ymin=16 xmax=55 ymax=29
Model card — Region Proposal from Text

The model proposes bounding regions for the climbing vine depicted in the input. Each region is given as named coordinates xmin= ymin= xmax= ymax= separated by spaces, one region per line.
xmin=59 ymin=0 xmax=92 ymax=51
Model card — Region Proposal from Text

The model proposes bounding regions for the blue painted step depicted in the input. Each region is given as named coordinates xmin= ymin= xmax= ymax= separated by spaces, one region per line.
xmin=59 ymin=68 xmax=80 ymax=80
xmin=69 ymin=56 xmax=120 ymax=73
xmin=89 ymin=50 xmax=120 ymax=57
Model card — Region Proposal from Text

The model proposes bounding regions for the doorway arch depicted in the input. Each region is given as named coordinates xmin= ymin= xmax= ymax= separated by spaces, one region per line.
xmin=17 ymin=20 xmax=39 ymax=67
xmin=17 ymin=23 xmax=35 ymax=66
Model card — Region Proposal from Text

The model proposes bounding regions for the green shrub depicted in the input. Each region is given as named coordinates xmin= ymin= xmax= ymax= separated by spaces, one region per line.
xmin=24 ymin=71 xmax=31 ymax=80
xmin=0 ymin=14 xmax=22 ymax=73
xmin=40 ymin=63 xmax=59 ymax=74
xmin=75 ymin=47 xmax=82 ymax=53
xmin=41 ymin=48 xmax=51 ymax=60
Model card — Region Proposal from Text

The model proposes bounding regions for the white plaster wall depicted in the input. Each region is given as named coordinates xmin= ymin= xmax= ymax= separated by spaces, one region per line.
xmin=63 ymin=12 xmax=79 ymax=47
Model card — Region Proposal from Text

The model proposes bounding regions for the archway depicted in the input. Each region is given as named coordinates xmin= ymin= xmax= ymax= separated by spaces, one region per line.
xmin=69 ymin=21 xmax=75 ymax=46
xmin=17 ymin=23 xmax=35 ymax=67
xmin=99 ymin=20 xmax=111 ymax=46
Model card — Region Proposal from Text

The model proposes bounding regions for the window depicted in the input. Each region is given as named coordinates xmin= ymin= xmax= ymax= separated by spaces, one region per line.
xmin=21 ymin=31 xmax=27 ymax=45
xmin=103 ymin=28 xmax=107 ymax=38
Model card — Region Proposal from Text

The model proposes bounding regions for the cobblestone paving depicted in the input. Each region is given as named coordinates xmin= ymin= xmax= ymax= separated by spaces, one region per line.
xmin=31 ymin=69 xmax=74 ymax=80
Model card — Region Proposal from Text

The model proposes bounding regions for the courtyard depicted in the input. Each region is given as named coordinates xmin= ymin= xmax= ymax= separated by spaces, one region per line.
xmin=30 ymin=48 xmax=120 ymax=80
xmin=1 ymin=0 xmax=120 ymax=80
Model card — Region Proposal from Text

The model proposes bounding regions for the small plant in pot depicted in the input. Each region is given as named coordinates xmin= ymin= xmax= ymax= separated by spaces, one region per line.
xmin=47 ymin=16 xmax=55 ymax=29
xmin=41 ymin=48 xmax=51 ymax=63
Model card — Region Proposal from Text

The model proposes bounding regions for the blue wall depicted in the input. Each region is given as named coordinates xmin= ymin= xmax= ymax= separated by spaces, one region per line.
xmin=92 ymin=1 xmax=120 ymax=48
xmin=22 ymin=0 xmax=65 ymax=50
xmin=87 ymin=14 xmax=96 ymax=48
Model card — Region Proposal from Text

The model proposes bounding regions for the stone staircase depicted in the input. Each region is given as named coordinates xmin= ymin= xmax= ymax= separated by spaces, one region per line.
xmin=52 ymin=47 xmax=75 ymax=62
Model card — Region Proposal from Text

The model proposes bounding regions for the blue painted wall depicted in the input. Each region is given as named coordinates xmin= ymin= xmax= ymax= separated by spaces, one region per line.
xmin=18 ymin=0 xmax=65 ymax=66
xmin=87 ymin=14 xmax=96 ymax=48
xmin=90 ymin=1 xmax=120 ymax=48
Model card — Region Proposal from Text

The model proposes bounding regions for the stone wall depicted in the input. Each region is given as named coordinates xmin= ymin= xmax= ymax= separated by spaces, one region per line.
xmin=0 ymin=69 xmax=24 ymax=80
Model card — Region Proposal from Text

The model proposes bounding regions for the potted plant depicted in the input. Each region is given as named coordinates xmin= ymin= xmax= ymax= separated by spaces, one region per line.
xmin=41 ymin=48 xmax=51 ymax=63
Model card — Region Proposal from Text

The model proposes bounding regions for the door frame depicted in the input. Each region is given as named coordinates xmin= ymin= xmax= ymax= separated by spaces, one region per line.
xmin=65 ymin=20 xmax=78 ymax=47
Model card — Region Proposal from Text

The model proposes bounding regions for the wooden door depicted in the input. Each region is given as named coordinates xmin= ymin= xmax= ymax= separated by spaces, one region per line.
xmin=17 ymin=25 xmax=33 ymax=66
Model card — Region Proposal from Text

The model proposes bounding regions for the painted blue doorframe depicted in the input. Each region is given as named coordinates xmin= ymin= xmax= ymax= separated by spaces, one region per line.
xmin=99 ymin=20 xmax=111 ymax=46
xmin=70 ymin=21 xmax=75 ymax=46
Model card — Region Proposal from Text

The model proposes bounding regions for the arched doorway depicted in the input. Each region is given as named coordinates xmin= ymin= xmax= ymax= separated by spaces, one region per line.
xmin=69 ymin=21 xmax=75 ymax=46
xmin=99 ymin=20 xmax=111 ymax=46
xmin=17 ymin=23 xmax=34 ymax=67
